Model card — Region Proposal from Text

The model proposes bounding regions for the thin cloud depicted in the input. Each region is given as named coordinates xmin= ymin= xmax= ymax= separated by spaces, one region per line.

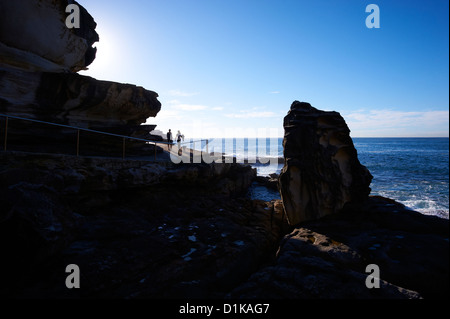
xmin=269 ymin=91 xmax=280 ymax=94
xmin=173 ymin=104 xmax=209 ymax=111
xmin=226 ymin=111 xmax=277 ymax=118
xmin=168 ymin=90 xmax=199 ymax=97
xmin=164 ymin=100 xmax=223 ymax=112
xmin=344 ymin=109 xmax=449 ymax=137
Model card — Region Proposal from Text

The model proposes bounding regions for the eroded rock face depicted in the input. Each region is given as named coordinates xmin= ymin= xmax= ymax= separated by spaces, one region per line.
xmin=0 ymin=0 xmax=98 ymax=72
xmin=0 ymin=69 xmax=161 ymax=130
xmin=279 ymin=101 xmax=372 ymax=225
xmin=0 ymin=0 xmax=162 ymax=154
xmin=0 ymin=68 xmax=161 ymax=155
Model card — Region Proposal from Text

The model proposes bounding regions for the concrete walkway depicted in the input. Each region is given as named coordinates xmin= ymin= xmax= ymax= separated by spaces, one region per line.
xmin=130 ymin=142 xmax=213 ymax=163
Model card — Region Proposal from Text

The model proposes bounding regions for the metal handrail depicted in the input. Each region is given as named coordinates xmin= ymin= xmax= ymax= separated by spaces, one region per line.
xmin=0 ymin=113 xmax=171 ymax=145
xmin=0 ymin=113 xmax=177 ymax=160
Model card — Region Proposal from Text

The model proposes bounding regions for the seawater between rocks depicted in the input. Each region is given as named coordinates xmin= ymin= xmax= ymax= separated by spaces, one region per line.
xmin=188 ymin=137 xmax=449 ymax=219
xmin=248 ymin=180 xmax=281 ymax=202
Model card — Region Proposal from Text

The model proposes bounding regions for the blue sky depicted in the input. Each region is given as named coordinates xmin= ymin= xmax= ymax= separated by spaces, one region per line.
xmin=80 ymin=0 xmax=449 ymax=138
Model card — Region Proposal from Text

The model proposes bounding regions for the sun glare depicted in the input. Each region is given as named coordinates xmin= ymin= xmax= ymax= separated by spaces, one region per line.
xmin=81 ymin=23 xmax=123 ymax=80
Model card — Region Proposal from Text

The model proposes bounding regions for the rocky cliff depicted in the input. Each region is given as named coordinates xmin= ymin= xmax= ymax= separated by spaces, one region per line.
xmin=0 ymin=0 xmax=161 ymax=155
xmin=0 ymin=0 xmax=98 ymax=72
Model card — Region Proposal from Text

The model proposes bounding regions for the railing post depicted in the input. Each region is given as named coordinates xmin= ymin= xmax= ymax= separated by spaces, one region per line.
xmin=122 ymin=137 xmax=126 ymax=160
xmin=206 ymin=139 xmax=208 ymax=154
xmin=4 ymin=116 xmax=8 ymax=151
xmin=76 ymin=129 xmax=80 ymax=157
xmin=154 ymin=143 xmax=157 ymax=161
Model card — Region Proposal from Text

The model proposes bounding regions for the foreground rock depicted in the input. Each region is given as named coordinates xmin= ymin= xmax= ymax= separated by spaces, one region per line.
xmin=229 ymin=100 xmax=448 ymax=299
xmin=230 ymin=196 xmax=449 ymax=299
xmin=0 ymin=151 xmax=288 ymax=298
xmin=0 ymin=151 xmax=448 ymax=299
xmin=279 ymin=101 xmax=373 ymax=225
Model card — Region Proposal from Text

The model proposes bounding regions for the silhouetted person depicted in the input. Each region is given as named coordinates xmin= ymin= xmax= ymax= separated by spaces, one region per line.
xmin=176 ymin=130 xmax=184 ymax=148
xmin=167 ymin=129 xmax=173 ymax=150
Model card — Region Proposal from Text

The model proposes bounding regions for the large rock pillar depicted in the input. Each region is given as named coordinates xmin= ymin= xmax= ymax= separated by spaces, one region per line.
xmin=279 ymin=101 xmax=372 ymax=225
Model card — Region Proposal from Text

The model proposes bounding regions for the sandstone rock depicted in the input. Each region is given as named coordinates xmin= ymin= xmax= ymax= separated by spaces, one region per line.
xmin=229 ymin=196 xmax=449 ymax=299
xmin=0 ymin=67 xmax=161 ymax=155
xmin=0 ymin=151 xmax=282 ymax=298
xmin=0 ymin=69 xmax=161 ymax=128
xmin=0 ymin=0 xmax=98 ymax=72
xmin=0 ymin=0 xmax=162 ymax=155
xmin=0 ymin=152 xmax=256 ymax=196
xmin=279 ymin=101 xmax=373 ymax=225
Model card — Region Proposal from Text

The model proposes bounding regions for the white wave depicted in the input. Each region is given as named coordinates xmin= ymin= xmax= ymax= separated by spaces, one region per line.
xmin=254 ymin=164 xmax=283 ymax=177
xmin=401 ymin=199 xmax=449 ymax=219
xmin=363 ymin=191 xmax=449 ymax=219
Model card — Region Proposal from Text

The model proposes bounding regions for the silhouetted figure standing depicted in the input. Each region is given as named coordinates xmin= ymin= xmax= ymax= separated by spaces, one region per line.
xmin=167 ymin=129 xmax=173 ymax=150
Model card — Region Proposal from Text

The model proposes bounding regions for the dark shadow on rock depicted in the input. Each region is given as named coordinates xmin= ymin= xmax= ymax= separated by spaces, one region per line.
xmin=229 ymin=196 xmax=449 ymax=299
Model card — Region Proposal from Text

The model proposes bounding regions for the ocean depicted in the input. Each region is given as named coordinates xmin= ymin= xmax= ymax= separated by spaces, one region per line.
xmin=188 ymin=137 xmax=449 ymax=219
